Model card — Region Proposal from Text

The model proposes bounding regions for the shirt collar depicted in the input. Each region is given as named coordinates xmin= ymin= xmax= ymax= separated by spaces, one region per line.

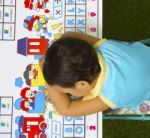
xmin=83 ymin=52 xmax=107 ymax=101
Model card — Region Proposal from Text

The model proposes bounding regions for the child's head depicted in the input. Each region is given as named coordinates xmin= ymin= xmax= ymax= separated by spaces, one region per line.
xmin=43 ymin=37 xmax=100 ymax=97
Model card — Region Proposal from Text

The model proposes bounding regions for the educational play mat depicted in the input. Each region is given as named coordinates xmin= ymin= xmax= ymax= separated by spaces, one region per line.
xmin=0 ymin=0 xmax=102 ymax=138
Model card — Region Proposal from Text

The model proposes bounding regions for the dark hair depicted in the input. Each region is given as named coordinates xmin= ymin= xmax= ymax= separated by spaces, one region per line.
xmin=43 ymin=37 xmax=100 ymax=87
xmin=23 ymin=65 xmax=31 ymax=85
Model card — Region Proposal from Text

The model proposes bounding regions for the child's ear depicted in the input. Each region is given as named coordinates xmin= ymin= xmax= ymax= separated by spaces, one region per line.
xmin=75 ymin=81 xmax=90 ymax=90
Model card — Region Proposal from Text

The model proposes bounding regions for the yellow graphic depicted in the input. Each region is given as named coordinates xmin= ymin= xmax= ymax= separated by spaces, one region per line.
xmin=35 ymin=24 xmax=39 ymax=31
xmin=39 ymin=15 xmax=47 ymax=24
xmin=51 ymin=22 xmax=63 ymax=30
xmin=54 ymin=33 xmax=62 ymax=39
xmin=59 ymin=27 xmax=63 ymax=32
xmin=53 ymin=107 xmax=61 ymax=115
xmin=31 ymin=64 xmax=45 ymax=87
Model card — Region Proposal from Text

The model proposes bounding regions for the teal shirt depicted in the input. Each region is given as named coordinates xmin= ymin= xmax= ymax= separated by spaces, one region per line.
xmin=95 ymin=39 xmax=150 ymax=111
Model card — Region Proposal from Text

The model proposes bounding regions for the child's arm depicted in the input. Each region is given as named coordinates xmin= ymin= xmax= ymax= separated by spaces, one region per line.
xmin=46 ymin=84 xmax=109 ymax=116
xmin=60 ymin=32 xmax=100 ymax=46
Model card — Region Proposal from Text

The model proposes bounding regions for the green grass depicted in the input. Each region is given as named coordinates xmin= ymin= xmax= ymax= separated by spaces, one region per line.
xmin=103 ymin=0 xmax=150 ymax=137
xmin=103 ymin=0 xmax=150 ymax=41
xmin=103 ymin=120 xmax=150 ymax=138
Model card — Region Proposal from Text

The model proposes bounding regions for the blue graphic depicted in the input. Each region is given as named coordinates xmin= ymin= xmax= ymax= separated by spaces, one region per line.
xmin=77 ymin=19 xmax=85 ymax=25
xmin=34 ymin=55 xmax=44 ymax=60
xmin=77 ymin=0 xmax=85 ymax=3
xmin=65 ymin=126 xmax=73 ymax=133
xmin=68 ymin=7 xmax=75 ymax=13
xmin=65 ymin=117 xmax=73 ymax=122
xmin=15 ymin=129 xmax=20 ymax=138
xmin=77 ymin=8 xmax=85 ymax=14
xmin=5 ymin=13 xmax=9 ymax=17
xmin=76 ymin=28 xmax=85 ymax=33
xmin=51 ymin=120 xmax=61 ymax=138
xmin=75 ymin=126 xmax=83 ymax=134
xmin=38 ymin=86 xmax=45 ymax=90
xmin=75 ymin=116 xmax=84 ymax=121
xmin=67 ymin=19 xmax=75 ymax=25
xmin=66 ymin=0 xmax=75 ymax=4
xmin=75 ymin=125 xmax=84 ymax=137
xmin=15 ymin=77 xmax=23 ymax=88
xmin=14 ymin=98 xmax=22 ymax=110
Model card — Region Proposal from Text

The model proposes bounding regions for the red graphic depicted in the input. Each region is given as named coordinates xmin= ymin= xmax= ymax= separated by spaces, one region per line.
xmin=28 ymin=38 xmax=48 ymax=55
xmin=23 ymin=15 xmax=51 ymax=38
xmin=24 ymin=0 xmax=34 ymax=10
xmin=20 ymin=87 xmax=36 ymax=112
xmin=17 ymin=37 xmax=48 ymax=56
xmin=24 ymin=15 xmax=40 ymax=31
xmin=24 ymin=0 xmax=50 ymax=13
xmin=20 ymin=87 xmax=36 ymax=100
xmin=90 ymin=27 xmax=97 ymax=32
xmin=17 ymin=116 xmax=48 ymax=138
xmin=89 ymin=125 xmax=96 ymax=130
xmin=90 ymin=12 xmax=96 ymax=17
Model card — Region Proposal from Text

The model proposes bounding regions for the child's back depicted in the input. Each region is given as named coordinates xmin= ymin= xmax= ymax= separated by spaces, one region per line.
xmin=86 ymin=39 xmax=150 ymax=111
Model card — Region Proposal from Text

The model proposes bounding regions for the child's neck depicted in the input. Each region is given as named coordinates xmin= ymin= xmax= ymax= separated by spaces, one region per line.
xmin=90 ymin=73 xmax=100 ymax=89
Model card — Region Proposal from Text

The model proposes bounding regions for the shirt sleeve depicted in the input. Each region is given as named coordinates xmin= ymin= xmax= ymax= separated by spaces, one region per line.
xmin=83 ymin=39 xmax=117 ymax=109
xmin=93 ymin=38 xmax=107 ymax=48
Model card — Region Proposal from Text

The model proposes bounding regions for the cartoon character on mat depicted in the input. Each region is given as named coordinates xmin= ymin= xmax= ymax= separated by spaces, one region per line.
xmin=23 ymin=15 xmax=39 ymax=31
xmin=14 ymin=87 xmax=46 ymax=113
xmin=15 ymin=116 xmax=48 ymax=138
xmin=21 ymin=87 xmax=36 ymax=101
xmin=19 ymin=87 xmax=36 ymax=111
xmin=20 ymin=99 xmax=34 ymax=111
xmin=23 ymin=64 xmax=45 ymax=88
xmin=24 ymin=0 xmax=50 ymax=13
xmin=23 ymin=15 xmax=51 ymax=37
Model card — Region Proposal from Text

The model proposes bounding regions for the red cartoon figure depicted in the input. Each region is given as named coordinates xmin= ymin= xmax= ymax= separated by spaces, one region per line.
xmin=23 ymin=15 xmax=51 ymax=38
xmin=15 ymin=116 xmax=48 ymax=138
xmin=24 ymin=0 xmax=50 ymax=13
xmin=14 ymin=87 xmax=46 ymax=113
xmin=20 ymin=87 xmax=36 ymax=101
xmin=19 ymin=87 xmax=36 ymax=112
xmin=21 ymin=99 xmax=34 ymax=112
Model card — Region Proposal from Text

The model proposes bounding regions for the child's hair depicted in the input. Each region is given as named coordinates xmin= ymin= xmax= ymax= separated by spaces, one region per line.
xmin=43 ymin=37 xmax=100 ymax=87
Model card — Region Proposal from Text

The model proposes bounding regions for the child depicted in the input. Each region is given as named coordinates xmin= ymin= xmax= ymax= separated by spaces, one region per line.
xmin=40 ymin=32 xmax=150 ymax=117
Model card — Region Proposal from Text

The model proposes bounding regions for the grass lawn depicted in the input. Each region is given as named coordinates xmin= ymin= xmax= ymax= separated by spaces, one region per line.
xmin=103 ymin=0 xmax=150 ymax=138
